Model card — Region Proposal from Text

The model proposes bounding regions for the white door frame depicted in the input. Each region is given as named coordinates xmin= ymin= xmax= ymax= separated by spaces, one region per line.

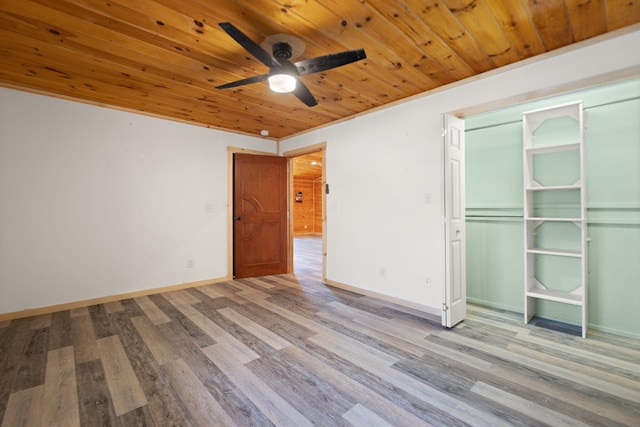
xmin=283 ymin=142 xmax=327 ymax=282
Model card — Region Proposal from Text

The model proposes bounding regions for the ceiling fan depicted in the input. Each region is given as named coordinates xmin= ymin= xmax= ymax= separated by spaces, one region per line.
xmin=215 ymin=22 xmax=367 ymax=107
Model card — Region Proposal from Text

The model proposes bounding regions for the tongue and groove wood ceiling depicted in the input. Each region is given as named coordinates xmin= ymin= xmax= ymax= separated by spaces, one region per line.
xmin=1 ymin=1 xmax=638 ymax=139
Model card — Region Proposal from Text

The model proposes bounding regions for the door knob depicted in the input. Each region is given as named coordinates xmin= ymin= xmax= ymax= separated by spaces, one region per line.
xmin=234 ymin=215 xmax=241 ymax=221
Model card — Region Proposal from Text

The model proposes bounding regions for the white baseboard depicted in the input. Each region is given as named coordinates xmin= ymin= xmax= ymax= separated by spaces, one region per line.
xmin=0 ymin=275 xmax=231 ymax=321
xmin=324 ymin=279 xmax=442 ymax=318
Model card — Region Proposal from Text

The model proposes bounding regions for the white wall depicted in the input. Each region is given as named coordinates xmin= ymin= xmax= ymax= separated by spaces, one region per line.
xmin=280 ymin=27 xmax=640 ymax=312
xmin=0 ymin=89 xmax=275 ymax=314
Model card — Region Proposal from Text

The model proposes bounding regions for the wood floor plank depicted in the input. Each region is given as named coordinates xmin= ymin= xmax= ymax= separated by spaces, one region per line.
xmin=441 ymin=329 xmax=640 ymax=405
xmin=0 ymin=320 xmax=33 ymax=418
xmin=165 ymin=289 xmax=202 ymax=306
xmin=47 ymin=311 xmax=73 ymax=351
xmin=486 ymin=364 xmax=640 ymax=426
xmin=28 ymin=314 xmax=51 ymax=330
xmin=342 ymin=403 xmax=395 ymax=427
xmin=308 ymin=332 xmax=399 ymax=369
xmin=162 ymin=290 xmax=204 ymax=319
xmin=248 ymin=295 xmax=336 ymax=336
xmin=12 ymin=327 xmax=48 ymax=391
xmin=471 ymin=381 xmax=591 ymax=427
xmin=393 ymin=345 xmax=553 ymax=426
xmin=104 ymin=300 xmax=125 ymax=314
xmin=425 ymin=333 xmax=640 ymax=426
xmin=1 ymin=385 xmax=43 ymax=427
xmin=583 ymin=335 xmax=640 ymax=361
xmin=203 ymin=343 xmax=313 ymax=427
xmin=202 ymin=283 xmax=249 ymax=305
xmin=163 ymin=358 xmax=236 ymax=427
xmin=188 ymin=313 xmax=260 ymax=364
xmin=309 ymin=332 xmax=510 ymax=427
xmin=42 ymin=346 xmax=80 ymax=427
xmin=88 ymin=304 xmax=119 ymax=339
xmin=316 ymin=308 xmax=427 ymax=358
xmin=131 ymin=315 xmax=179 ymax=366
xmin=96 ymin=335 xmax=148 ymax=416
xmin=241 ymin=277 xmax=277 ymax=289
xmin=246 ymin=351 xmax=354 ymax=426
xmin=236 ymin=287 xmax=273 ymax=301
xmin=230 ymin=302 xmax=317 ymax=344
xmin=463 ymin=311 xmax=532 ymax=335
xmin=258 ymin=275 xmax=323 ymax=294
xmin=70 ymin=313 xmax=99 ymax=364
xmin=421 ymin=338 xmax=493 ymax=371
xmin=69 ymin=307 xmax=89 ymax=318
xmin=217 ymin=307 xmax=291 ymax=350
xmin=108 ymin=316 xmax=194 ymax=426
xmin=194 ymin=284 xmax=226 ymax=299
xmin=118 ymin=298 xmax=146 ymax=318
xmin=513 ymin=331 xmax=640 ymax=378
xmin=280 ymin=342 xmax=434 ymax=427
xmin=75 ymin=359 xmax=119 ymax=427
xmin=116 ymin=406 xmax=156 ymax=427
xmin=148 ymin=294 xmax=215 ymax=349
xmin=134 ymin=296 xmax=171 ymax=325
xmin=507 ymin=342 xmax=640 ymax=401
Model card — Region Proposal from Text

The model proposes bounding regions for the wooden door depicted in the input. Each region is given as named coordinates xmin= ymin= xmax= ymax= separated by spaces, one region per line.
xmin=233 ymin=153 xmax=288 ymax=278
xmin=442 ymin=114 xmax=467 ymax=328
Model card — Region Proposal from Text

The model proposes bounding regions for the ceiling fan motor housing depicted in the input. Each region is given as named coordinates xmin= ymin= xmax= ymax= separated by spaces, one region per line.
xmin=272 ymin=42 xmax=293 ymax=59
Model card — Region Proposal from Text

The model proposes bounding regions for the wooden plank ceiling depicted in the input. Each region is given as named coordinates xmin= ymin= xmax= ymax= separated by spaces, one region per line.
xmin=293 ymin=151 xmax=323 ymax=180
xmin=1 ymin=1 xmax=638 ymax=139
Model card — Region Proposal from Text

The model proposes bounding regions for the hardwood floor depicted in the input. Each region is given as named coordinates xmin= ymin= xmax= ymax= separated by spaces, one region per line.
xmin=1 ymin=236 xmax=639 ymax=426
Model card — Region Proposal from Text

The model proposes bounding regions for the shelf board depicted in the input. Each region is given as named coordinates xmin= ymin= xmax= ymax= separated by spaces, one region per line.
xmin=525 ymin=217 xmax=584 ymax=222
xmin=526 ymin=288 xmax=583 ymax=305
xmin=524 ymin=142 xmax=580 ymax=155
xmin=525 ymin=185 xmax=581 ymax=192
xmin=527 ymin=248 xmax=582 ymax=257
xmin=523 ymin=101 xmax=582 ymax=121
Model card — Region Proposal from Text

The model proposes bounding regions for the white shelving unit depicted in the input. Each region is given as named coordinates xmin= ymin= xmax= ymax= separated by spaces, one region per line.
xmin=522 ymin=101 xmax=588 ymax=338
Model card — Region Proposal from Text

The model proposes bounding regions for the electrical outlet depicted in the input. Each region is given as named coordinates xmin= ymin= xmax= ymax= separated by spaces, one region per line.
xmin=380 ymin=267 xmax=386 ymax=278
xmin=425 ymin=277 xmax=431 ymax=287
xmin=187 ymin=259 xmax=194 ymax=269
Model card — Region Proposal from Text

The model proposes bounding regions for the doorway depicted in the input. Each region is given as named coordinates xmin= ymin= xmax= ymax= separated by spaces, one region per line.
xmin=287 ymin=145 xmax=326 ymax=280
xmin=227 ymin=146 xmax=326 ymax=281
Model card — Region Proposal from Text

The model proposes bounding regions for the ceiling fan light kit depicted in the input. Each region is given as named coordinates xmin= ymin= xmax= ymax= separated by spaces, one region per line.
xmin=268 ymin=74 xmax=297 ymax=93
xmin=216 ymin=22 xmax=366 ymax=107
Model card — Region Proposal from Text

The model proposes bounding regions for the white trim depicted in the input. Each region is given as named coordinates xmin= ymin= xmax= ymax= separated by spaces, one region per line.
xmin=324 ymin=279 xmax=441 ymax=317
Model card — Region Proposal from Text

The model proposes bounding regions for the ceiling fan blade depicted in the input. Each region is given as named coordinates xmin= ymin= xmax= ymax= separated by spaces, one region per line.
xmin=294 ymin=49 xmax=366 ymax=76
xmin=218 ymin=22 xmax=280 ymax=68
xmin=215 ymin=74 xmax=269 ymax=89
xmin=292 ymin=79 xmax=318 ymax=107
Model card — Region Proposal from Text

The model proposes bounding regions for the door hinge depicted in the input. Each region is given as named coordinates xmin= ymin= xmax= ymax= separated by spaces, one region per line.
xmin=443 ymin=303 xmax=448 ymax=312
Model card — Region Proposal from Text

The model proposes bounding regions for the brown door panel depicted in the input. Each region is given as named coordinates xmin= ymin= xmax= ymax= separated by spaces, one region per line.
xmin=233 ymin=153 xmax=288 ymax=278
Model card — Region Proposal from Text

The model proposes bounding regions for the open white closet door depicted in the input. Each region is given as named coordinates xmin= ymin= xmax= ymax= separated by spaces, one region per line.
xmin=442 ymin=114 xmax=467 ymax=328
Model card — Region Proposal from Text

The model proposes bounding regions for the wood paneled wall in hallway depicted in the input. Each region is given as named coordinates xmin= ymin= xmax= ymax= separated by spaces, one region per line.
xmin=313 ymin=179 xmax=323 ymax=234
xmin=293 ymin=179 xmax=322 ymax=235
